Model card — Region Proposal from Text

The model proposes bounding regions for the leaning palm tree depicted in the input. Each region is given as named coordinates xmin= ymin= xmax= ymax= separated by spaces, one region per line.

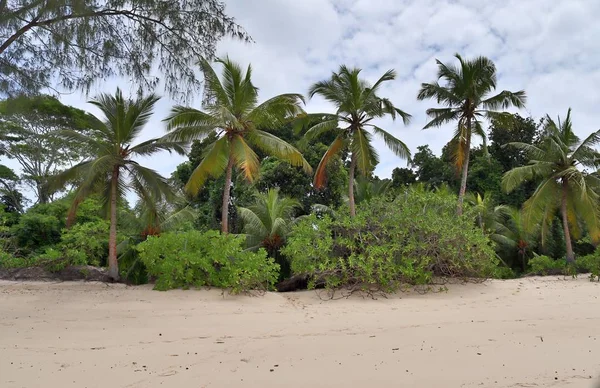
xmin=165 ymin=57 xmax=311 ymax=233
xmin=417 ymin=54 xmax=526 ymax=215
xmin=52 ymin=89 xmax=186 ymax=280
xmin=502 ymin=109 xmax=600 ymax=263
xmin=305 ymin=66 xmax=411 ymax=217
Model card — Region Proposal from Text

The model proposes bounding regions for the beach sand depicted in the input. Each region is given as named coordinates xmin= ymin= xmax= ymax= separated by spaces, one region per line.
xmin=1 ymin=277 xmax=599 ymax=388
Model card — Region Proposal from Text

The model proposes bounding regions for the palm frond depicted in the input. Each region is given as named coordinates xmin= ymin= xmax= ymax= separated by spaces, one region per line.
xmin=314 ymin=134 xmax=346 ymax=188
xmin=230 ymin=134 xmax=260 ymax=182
xmin=370 ymin=125 xmax=411 ymax=160
xmin=351 ymin=128 xmax=378 ymax=175
xmin=185 ymin=135 xmax=230 ymax=194
xmin=249 ymin=130 xmax=312 ymax=173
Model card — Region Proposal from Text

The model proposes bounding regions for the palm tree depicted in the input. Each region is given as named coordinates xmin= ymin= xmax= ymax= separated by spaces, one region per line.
xmin=305 ymin=66 xmax=411 ymax=216
xmin=502 ymin=109 xmax=600 ymax=263
xmin=417 ymin=54 xmax=526 ymax=215
xmin=465 ymin=192 xmax=507 ymax=234
xmin=165 ymin=57 xmax=311 ymax=233
xmin=494 ymin=207 xmax=536 ymax=271
xmin=238 ymin=188 xmax=301 ymax=278
xmin=354 ymin=177 xmax=392 ymax=204
xmin=52 ymin=89 xmax=186 ymax=280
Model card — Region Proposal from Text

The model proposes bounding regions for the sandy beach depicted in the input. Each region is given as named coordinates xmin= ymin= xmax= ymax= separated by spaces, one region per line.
xmin=1 ymin=277 xmax=599 ymax=388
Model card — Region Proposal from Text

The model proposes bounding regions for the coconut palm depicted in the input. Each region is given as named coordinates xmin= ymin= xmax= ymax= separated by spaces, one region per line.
xmin=52 ymin=89 xmax=186 ymax=280
xmin=417 ymin=54 xmax=526 ymax=215
xmin=118 ymin=195 xmax=197 ymax=283
xmin=354 ymin=177 xmax=392 ymax=204
xmin=465 ymin=192 xmax=507 ymax=234
xmin=494 ymin=207 xmax=536 ymax=271
xmin=502 ymin=109 xmax=600 ymax=263
xmin=305 ymin=66 xmax=411 ymax=216
xmin=238 ymin=188 xmax=301 ymax=278
xmin=165 ymin=57 xmax=311 ymax=233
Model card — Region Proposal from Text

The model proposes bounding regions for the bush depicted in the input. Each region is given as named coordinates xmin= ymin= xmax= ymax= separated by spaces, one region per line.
xmin=528 ymin=255 xmax=567 ymax=275
xmin=137 ymin=230 xmax=279 ymax=292
xmin=577 ymin=251 xmax=600 ymax=281
xmin=59 ymin=221 xmax=110 ymax=266
xmin=0 ymin=250 xmax=28 ymax=268
xmin=11 ymin=213 xmax=62 ymax=252
xmin=281 ymin=191 xmax=498 ymax=292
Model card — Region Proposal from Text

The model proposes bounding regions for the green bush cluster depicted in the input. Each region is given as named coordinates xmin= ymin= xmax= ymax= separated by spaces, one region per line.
xmin=282 ymin=190 xmax=498 ymax=292
xmin=137 ymin=230 xmax=280 ymax=292
xmin=528 ymin=252 xmax=600 ymax=281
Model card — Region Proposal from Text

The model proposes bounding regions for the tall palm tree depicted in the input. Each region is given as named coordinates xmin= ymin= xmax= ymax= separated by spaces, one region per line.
xmin=165 ymin=57 xmax=311 ymax=233
xmin=417 ymin=53 xmax=526 ymax=215
xmin=502 ymin=109 xmax=600 ymax=263
xmin=305 ymin=66 xmax=411 ymax=216
xmin=52 ymin=89 xmax=186 ymax=280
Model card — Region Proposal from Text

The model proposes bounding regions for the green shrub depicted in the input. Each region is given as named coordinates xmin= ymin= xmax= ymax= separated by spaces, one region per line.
xmin=59 ymin=221 xmax=110 ymax=266
xmin=11 ymin=213 xmax=62 ymax=251
xmin=528 ymin=255 xmax=567 ymax=275
xmin=137 ymin=230 xmax=279 ymax=293
xmin=577 ymin=251 xmax=600 ymax=281
xmin=0 ymin=250 xmax=28 ymax=268
xmin=282 ymin=191 xmax=498 ymax=292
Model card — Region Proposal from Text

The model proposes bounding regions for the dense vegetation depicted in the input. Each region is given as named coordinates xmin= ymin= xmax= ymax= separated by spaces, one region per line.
xmin=2 ymin=52 xmax=600 ymax=292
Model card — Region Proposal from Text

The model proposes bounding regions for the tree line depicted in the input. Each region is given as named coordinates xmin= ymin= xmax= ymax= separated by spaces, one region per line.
xmin=2 ymin=52 xmax=600 ymax=285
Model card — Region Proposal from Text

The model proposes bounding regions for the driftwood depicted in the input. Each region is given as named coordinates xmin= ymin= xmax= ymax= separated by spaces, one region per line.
xmin=0 ymin=265 xmax=113 ymax=282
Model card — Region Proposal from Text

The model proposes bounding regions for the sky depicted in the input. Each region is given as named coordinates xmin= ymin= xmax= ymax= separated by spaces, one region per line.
xmin=13 ymin=0 xmax=600 ymax=203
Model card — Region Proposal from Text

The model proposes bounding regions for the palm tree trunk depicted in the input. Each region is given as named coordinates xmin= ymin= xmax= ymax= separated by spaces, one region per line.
xmin=560 ymin=179 xmax=575 ymax=263
xmin=221 ymin=156 xmax=234 ymax=234
xmin=457 ymin=118 xmax=472 ymax=216
xmin=348 ymin=153 xmax=357 ymax=217
xmin=107 ymin=166 xmax=119 ymax=281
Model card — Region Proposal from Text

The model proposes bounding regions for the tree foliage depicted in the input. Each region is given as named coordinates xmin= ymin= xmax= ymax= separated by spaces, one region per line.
xmin=0 ymin=95 xmax=100 ymax=203
xmin=0 ymin=0 xmax=249 ymax=98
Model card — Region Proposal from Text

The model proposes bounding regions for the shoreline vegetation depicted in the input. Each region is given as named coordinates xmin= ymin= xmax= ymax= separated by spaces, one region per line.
xmin=2 ymin=55 xmax=600 ymax=293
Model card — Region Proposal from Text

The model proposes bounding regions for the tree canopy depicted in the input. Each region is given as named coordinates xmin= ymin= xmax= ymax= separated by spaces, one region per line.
xmin=0 ymin=0 xmax=249 ymax=98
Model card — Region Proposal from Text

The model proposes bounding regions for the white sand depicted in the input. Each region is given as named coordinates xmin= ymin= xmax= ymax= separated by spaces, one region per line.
xmin=1 ymin=277 xmax=599 ymax=388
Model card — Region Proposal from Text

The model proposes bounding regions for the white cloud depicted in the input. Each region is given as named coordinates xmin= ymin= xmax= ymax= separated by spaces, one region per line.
xmin=16 ymin=0 xmax=595 ymax=204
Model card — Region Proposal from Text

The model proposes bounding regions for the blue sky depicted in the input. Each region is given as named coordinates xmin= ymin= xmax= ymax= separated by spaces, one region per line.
xmin=18 ymin=0 xmax=600 ymax=202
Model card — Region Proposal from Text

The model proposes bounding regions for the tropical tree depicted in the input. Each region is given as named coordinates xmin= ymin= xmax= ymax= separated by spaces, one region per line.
xmin=305 ymin=65 xmax=411 ymax=216
xmin=52 ymin=88 xmax=186 ymax=280
xmin=1 ymin=0 xmax=248 ymax=97
xmin=238 ymin=188 xmax=301 ymax=279
xmin=502 ymin=109 xmax=600 ymax=263
xmin=165 ymin=57 xmax=311 ymax=233
xmin=417 ymin=53 xmax=526 ymax=215
xmin=494 ymin=207 xmax=536 ymax=271
xmin=354 ymin=177 xmax=392 ymax=204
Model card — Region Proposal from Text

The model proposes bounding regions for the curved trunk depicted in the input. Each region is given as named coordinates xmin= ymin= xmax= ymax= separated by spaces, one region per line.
xmin=221 ymin=155 xmax=234 ymax=234
xmin=107 ymin=166 xmax=120 ymax=281
xmin=560 ymin=179 xmax=575 ymax=263
xmin=457 ymin=116 xmax=472 ymax=216
xmin=348 ymin=153 xmax=357 ymax=217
